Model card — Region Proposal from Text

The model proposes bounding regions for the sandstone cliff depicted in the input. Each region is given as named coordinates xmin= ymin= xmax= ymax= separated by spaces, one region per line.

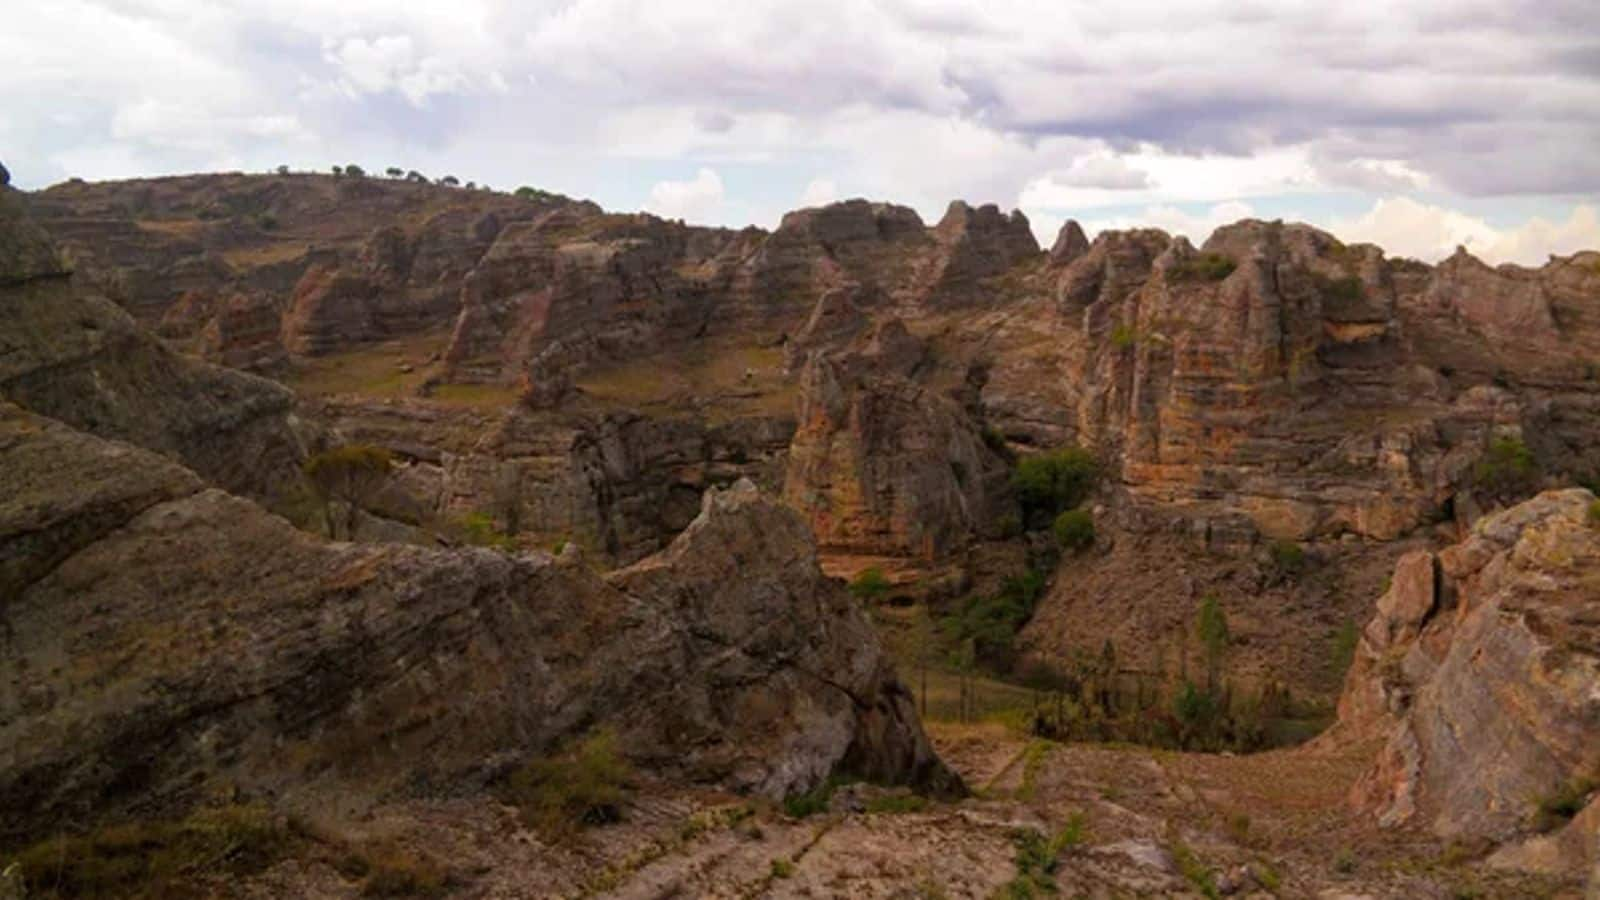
xmin=0 ymin=406 xmax=951 ymax=843
xmin=1335 ymin=488 xmax=1600 ymax=878
xmin=0 ymin=188 xmax=306 ymax=500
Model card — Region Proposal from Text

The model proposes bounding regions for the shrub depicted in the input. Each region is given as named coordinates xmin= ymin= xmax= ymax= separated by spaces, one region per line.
xmin=440 ymin=175 xmax=460 ymax=187
xmin=1012 ymin=447 xmax=1098 ymax=528
xmin=1473 ymin=435 xmax=1537 ymax=498
xmin=458 ymin=511 xmax=515 ymax=550
xmin=941 ymin=570 xmax=1048 ymax=670
xmin=1171 ymin=252 xmax=1237 ymax=282
xmin=255 ymin=212 xmax=278 ymax=231
xmin=404 ymin=170 xmax=427 ymax=183
xmin=1267 ymin=539 xmax=1306 ymax=582
xmin=1172 ymin=841 xmax=1220 ymax=898
xmin=356 ymin=845 xmax=448 ymax=897
xmin=769 ymin=858 xmax=795 ymax=879
xmin=1588 ymin=500 xmax=1600 ymax=529
xmin=385 ymin=167 xmax=403 ymax=178
xmin=997 ymin=819 xmax=1084 ymax=898
xmin=850 ymin=567 xmax=891 ymax=602
xmin=10 ymin=804 xmax=292 ymax=898
xmin=503 ymin=730 xmax=631 ymax=839
xmin=345 ymin=164 xmax=366 ymax=178
xmin=783 ymin=776 xmax=849 ymax=818
xmin=1109 ymin=323 xmax=1138 ymax=349
xmin=302 ymin=444 xmax=394 ymax=533
xmin=1052 ymin=507 xmax=1095 ymax=552
xmin=1534 ymin=776 xmax=1598 ymax=832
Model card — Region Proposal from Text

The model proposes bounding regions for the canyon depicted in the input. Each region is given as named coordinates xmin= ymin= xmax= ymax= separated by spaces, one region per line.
xmin=2 ymin=172 xmax=1597 ymax=897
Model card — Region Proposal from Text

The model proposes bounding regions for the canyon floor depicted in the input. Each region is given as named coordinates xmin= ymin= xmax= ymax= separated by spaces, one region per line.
xmin=227 ymin=722 xmax=1576 ymax=899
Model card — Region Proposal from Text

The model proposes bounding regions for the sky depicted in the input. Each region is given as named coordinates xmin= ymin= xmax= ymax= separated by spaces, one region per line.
xmin=3 ymin=0 xmax=1598 ymax=264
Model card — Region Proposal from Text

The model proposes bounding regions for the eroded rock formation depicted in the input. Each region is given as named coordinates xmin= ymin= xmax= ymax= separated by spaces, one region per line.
xmin=1336 ymin=488 xmax=1600 ymax=877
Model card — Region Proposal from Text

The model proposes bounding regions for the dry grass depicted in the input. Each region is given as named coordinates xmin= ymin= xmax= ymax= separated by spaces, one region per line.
xmin=221 ymin=241 xmax=310 ymax=268
xmin=134 ymin=218 xmax=206 ymax=237
xmin=283 ymin=331 xmax=512 ymax=410
xmin=576 ymin=338 xmax=795 ymax=420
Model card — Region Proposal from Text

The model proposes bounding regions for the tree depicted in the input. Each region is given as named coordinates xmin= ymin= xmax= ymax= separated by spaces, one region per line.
xmin=275 ymin=164 xmax=289 ymax=176
xmin=345 ymin=164 xmax=366 ymax=177
xmin=302 ymin=444 xmax=393 ymax=535
xmin=1012 ymin=447 xmax=1098 ymax=528
xmin=331 ymin=165 xmax=344 ymax=177
xmin=385 ymin=167 xmax=403 ymax=178
xmin=405 ymin=170 xmax=427 ymax=183
xmin=849 ymin=567 xmax=891 ymax=602
xmin=1196 ymin=595 xmax=1230 ymax=692
xmin=440 ymin=175 xmax=461 ymax=187
xmin=464 ymin=181 xmax=477 ymax=190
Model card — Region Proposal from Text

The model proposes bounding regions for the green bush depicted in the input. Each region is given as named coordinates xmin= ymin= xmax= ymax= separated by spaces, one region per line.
xmin=997 ymin=819 xmax=1084 ymax=898
xmin=1267 ymin=540 xmax=1306 ymax=581
xmin=1110 ymin=323 xmax=1138 ymax=349
xmin=303 ymin=444 xmax=394 ymax=509
xmin=1473 ymin=435 xmax=1538 ymax=498
xmin=941 ymin=570 xmax=1048 ymax=670
xmin=1052 ymin=507 xmax=1095 ymax=552
xmin=457 ymin=511 xmax=515 ymax=549
xmin=503 ymin=730 xmax=631 ymax=839
xmin=1012 ymin=447 xmax=1098 ymax=528
xmin=782 ymin=776 xmax=850 ymax=818
xmin=850 ymin=567 xmax=892 ymax=601
xmin=1587 ymin=500 xmax=1600 ymax=529
xmin=1170 ymin=252 xmax=1237 ymax=282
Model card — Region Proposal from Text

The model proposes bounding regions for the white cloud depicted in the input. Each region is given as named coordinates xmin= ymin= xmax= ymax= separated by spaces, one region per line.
xmin=1332 ymin=197 xmax=1600 ymax=265
xmin=646 ymin=168 xmax=725 ymax=223
xmin=799 ymin=177 xmax=839 ymax=208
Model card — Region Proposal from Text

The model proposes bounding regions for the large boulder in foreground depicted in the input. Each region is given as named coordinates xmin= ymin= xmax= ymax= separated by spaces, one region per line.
xmin=1336 ymin=488 xmax=1600 ymax=877
xmin=0 ymin=406 xmax=954 ymax=842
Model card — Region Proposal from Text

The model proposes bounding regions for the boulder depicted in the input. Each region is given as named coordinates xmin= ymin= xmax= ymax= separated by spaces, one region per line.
xmin=0 ymin=409 xmax=956 ymax=841
xmin=1338 ymin=489 xmax=1600 ymax=877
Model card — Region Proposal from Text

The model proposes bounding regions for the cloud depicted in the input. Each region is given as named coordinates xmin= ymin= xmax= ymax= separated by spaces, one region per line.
xmin=1331 ymin=197 xmax=1600 ymax=265
xmin=322 ymin=35 xmax=472 ymax=106
xmin=799 ymin=177 xmax=839 ymax=208
xmin=646 ymin=167 xmax=725 ymax=223
xmin=0 ymin=0 xmax=1594 ymax=253
xmin=1053 ymin=153 xmax=1151 ymax=190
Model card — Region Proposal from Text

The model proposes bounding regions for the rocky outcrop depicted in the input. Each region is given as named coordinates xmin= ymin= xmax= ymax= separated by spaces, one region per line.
xmin=784 ymin=320 xmax=1012 ymax=559
xmin=922 ymin=201 xmax=1040 ymax=305
xmin=444 ymin=210 xmax=715 ymax=383
xmin=1337 ymin=489 xmax=1600 ymax=877
xmin=0 ymin=188 xmax=305 ymax=500
xmin=0 ymin=402 xmax=953 ymax=841
xmin=309 ymin=397 xmax=795 ymax=565
xmin=199 ymin=291 xmax=288 ymax=371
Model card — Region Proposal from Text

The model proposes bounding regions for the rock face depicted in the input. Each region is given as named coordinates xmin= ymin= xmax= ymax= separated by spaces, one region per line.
xmin=1337 ymin=489 xmax=1600 ymax=877
xmin=0 ymin=405 xmax=953 ymax=840
xmin=0 ymin=188 xmax=305 ymax=500
xmin=784 ymin=320 xmax=1012 ymax=560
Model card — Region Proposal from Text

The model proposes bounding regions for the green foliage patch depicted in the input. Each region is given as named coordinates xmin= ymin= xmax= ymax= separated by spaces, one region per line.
xmin=503 ymin=730 xmax=632 ymax=839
